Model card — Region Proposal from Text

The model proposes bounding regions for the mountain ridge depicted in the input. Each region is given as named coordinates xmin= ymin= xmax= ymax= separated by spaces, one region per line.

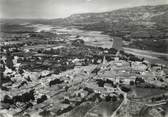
xmin=67 ymin=4 xmax=168 ymax=18
xmin=1 ymin=4 xmax=168 ymax=53
xmin=57 ymin=4 xmax=168 ymax=53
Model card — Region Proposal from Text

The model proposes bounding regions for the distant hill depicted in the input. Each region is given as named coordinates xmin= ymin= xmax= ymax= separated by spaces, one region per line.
xmin=1 ymin=4 xmax=168 ymax=52
xmin=66 ymin=5 xmax=168 ymax=25
xmin=58 ymin=4 xmax=168 ymax=53
xmin=62 ymin=5 xmax=168 ymax=34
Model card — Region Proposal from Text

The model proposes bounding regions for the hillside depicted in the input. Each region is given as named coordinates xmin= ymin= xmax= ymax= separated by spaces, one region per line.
xmin=1 ymin=5 xmax=168 ymax=53
xmin=54 ymin=4 xmax=168 ymax=53
xmin=66 ymin=5 xmax=168 ymax=26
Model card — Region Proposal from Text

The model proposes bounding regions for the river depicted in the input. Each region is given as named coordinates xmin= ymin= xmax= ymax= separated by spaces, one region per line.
xmin=27 ymin=24 xmax=168 ymax=65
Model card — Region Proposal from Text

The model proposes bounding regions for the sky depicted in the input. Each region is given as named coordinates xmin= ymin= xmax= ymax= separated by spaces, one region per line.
xmin=0 ymin=0 xmax=168 ymax=19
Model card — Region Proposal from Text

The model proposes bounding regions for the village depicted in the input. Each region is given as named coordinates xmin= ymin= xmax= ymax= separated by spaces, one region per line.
xmin=1 ymin=29 xmax=168 ymax=117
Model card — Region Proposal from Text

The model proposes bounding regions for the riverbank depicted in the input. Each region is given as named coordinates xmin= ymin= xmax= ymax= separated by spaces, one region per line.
xmin=27 ymin=23 xmax=167 ymax=65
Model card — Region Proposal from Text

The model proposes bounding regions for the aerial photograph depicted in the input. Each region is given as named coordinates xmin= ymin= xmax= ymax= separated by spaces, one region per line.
xmin=0 ymin=0 xmax=168 ymax=117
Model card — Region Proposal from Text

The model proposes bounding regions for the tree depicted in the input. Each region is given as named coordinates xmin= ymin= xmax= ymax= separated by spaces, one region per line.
xmin=6 ymin=49 xmax=14 ymax=70
xmin=135 ymin=77 xmax=145 ymax=85
xmin=130 ymin=81 xmax=135 ymax=85
xmin=71 ymin=39 xmax=85 ymax=46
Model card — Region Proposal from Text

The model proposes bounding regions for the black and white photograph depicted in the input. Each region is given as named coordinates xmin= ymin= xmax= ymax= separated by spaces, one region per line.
xmin=0 ymin=0 xmax=168 ymax=117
